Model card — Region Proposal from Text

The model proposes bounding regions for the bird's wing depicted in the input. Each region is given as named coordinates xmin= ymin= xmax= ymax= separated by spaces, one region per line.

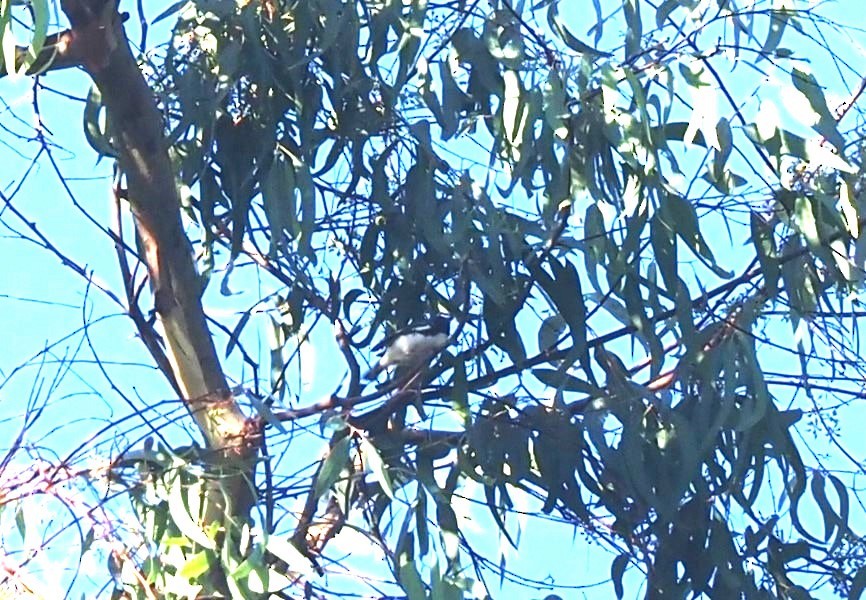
xmin=371 ymin=321 xmax=428 ymax=352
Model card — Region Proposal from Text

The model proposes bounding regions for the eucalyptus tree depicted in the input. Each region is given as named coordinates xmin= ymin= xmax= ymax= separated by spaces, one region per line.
xmin=1 ymin=0 xmax=865 ymax=599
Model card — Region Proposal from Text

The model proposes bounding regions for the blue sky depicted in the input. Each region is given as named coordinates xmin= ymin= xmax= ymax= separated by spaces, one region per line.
xmin=2 ymin=1 xmax=866 ymax=599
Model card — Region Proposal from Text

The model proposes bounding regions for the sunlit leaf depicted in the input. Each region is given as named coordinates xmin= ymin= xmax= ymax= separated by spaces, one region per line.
xmin=168 ymin=473 xmax=214 ymax=549
xmin=791 ymin=66 xmax=845 ymax=150
xmin=179 ymin=551 xmax=211 ymax=579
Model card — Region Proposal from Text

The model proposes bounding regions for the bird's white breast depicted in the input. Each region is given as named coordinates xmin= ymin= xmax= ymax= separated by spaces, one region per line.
xmin=382 ymin=332 xmax=449 ymax=366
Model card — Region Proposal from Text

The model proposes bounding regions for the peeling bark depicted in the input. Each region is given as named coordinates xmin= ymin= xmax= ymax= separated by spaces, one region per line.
xmin=58 ymin=0 xmax=259 ymax=552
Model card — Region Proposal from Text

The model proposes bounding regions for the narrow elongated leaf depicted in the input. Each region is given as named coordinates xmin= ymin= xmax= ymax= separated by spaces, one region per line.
xmin=760 ymin=9 xmax=788 ymax=58
xmin=750 ymin=212 xmax=780 ymax=296
xmin=295 ymin=160 xmax=317 ymax=260
xmin=827 ymin=474 xmax=850 ymax=551
xmin=662 ymin=193 xmax=730 ymax=277
xmin=611 ymin=553 xmax=629 ymax=599
xmin=179 ymin=551 xmax=211 ymax=579
xmin=650 ymin=212 xmax=678 ymax=297
xmin=225 ymin=312 xmax=251 ymax=357
xmin=623 ymin=0 xmax=642 ymax=59
xmin=712 ymin=117 xmax=733 ymax=179
xmin=450 ymin=358 xmax=470 ymax=426
xmin=168 ymin=474 xmax=214 ymax=549
xmin=314 ymin=436 xmax=352 ymax=499
xmin=537 ymin=315 xmax=566 ymax=353
xmin=791 ymin=66 xmax=844 ymax=150
xmin=361 ymin=437 xmax=395 ymax=499
xmin=261 ymin=156 xmax=297 ymax=257
xmin=547 ymin=2 xmax=611 ymax=58
xmin=655 ymin=0 xmax=680 ymax=27
xmin=82 ymin=86 xmax=115 ymax=157
xmin=810 ymin=472 xmax=835 ymax=542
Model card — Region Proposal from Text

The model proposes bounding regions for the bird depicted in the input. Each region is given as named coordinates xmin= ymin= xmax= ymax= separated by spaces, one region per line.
xmin=363 ymin=314 xmax=451 ymax=380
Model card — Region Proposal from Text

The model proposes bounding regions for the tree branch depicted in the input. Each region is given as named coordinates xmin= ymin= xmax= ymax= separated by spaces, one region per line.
xmin=57 ymin=0 xmax=259 ymax=560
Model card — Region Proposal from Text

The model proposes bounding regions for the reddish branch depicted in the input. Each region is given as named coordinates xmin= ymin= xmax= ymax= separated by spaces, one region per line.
xmin=0 ymin=31 xmax=82 ymax=79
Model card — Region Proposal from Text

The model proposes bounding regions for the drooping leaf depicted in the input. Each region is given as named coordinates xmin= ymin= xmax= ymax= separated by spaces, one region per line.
xmin=611 ymin=553 xmax=629 ymax=600
xmin=361 ymin=437 xmax=396 ymax=500
xmin=790 ymin=66 xmax=844 ymax=151
xmin=547 ymin=2 xmax=611 ymax=58
xmin=314 ymin=435 xmax=352 ymax=499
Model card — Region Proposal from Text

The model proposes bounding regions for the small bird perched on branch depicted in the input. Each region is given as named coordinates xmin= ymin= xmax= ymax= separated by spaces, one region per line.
xmin=364 ymin=314 xmax=451 ymax=380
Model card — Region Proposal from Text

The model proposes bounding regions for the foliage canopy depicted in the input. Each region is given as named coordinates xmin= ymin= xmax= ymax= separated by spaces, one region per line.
xmin=2 ymin=0 xmax=866 ymax=599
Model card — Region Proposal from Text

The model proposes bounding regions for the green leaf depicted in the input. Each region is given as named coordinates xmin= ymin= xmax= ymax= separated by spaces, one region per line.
xmin=750 ymin=212 xmax=780 ymax=296
xmin=418 ymin=58 xmax=444 ymax=129
xmin=583 ymin=202 xmax=607 ymax=291
xmin=791 ymin=66 xmax=845 ymax=150
xmin=179 ymin=551 xmax=211 ymax=580
xmin=656 ymin=121 xmax=708 ymax=147
xmin=661 ymin=193 xmax=730 ymax=277
xmin=712 ymin=117 xmax=733 ymax=180
xmin=152 ymin=0 xmax=187 ymax=24
xmin=483 ymin=297 xmax=526 ymax=365
xmin=361 ymin=437 xmax=395 ymax=500
xmin=415 ymin=487 xmax=429 ymax=558
xmin=761 ymin=9 xmax=789 ymax=58
xmin=268 ymin=315 xmax=287 ymax=400
xmin=450 ymin=358 xmax=470 ymax=426
xmin=294 ymin=159 xmax=317 ymax=260
xmin=430 ymin=557 xmax=462 ymax=600
xmin=167 ymin=473 xmax=214 ymax=549
xmin=261 ymin=156 xmax=298 ymax=257
xmin=810 ymin=472 xmax=835 ymax=542
xmin=314 ymin=435 xmax=352 ymax=499
xmin=225 ymin=312 xmax=251 ymax=358
xmin=82 ymin=86 xmax=116 ymax=158
xmin=780 ymin=246 xmax=817 ymax=317
xmin=655 ymin=0 xmax=681 ymax=27
xmin=501 ymin=69 xmax=527 ymax=148
xmin=22 ymin=0 xmax=48 ymax=74
xmin=650 ymin=212 xmax=678 ymax=297
xmin=483 ymin=484 xmax=516 ymax=549
xmin=792 ymin=195 xmax=821 ymax=248
xmin=359 ymin=222 xmax=381 ymax=285
xmin=14 ymin=503 xmax=26 ymax=541
xmin=0 ymin=0 xmax=13 ymax=77
xmin=452 ymin=28 xmax=501 ymax=94
xmin=611 ymin=553 xmax=629 ymax=599
xmin=623 ymin=0 xmax=643 ymax=59
xmin=546 ymin=258 xmax=587 ymax=354
xmin=827 ymin=474 xmax=850 ymax=551
xmin=262 ymin=533 xmax=315 ymax=576
xmin=439 ymin=59 xmax=469 ymax=139
xmin=547 ymin=2 xmax=611 ymax=58
xmin=436 ymin=502 xmax=460 ymax=563
xmin=542 ymin=70 xmax=568 ymax=138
